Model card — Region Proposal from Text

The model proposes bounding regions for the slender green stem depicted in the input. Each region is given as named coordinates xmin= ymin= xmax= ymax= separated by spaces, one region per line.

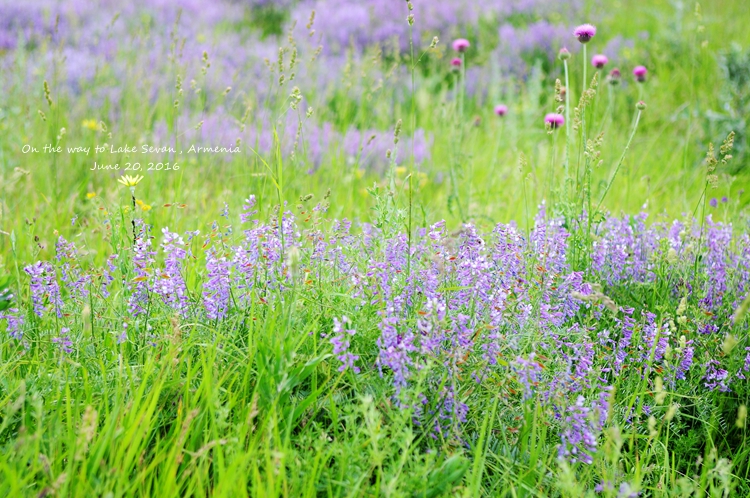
xmin=459 ymin=53 xmax=466 ymax=118
xmin=563 ymin=59 xmax=571 ymax=200
xmin=581 ymin=45 xmax=591 ymax=223
xmin=131 ymin=192 xmax=137 ymax=245
xmin=450 ymin=56 xmax=467 ymax=222
xmin=582 ymin=44 xmax=587 ymax=101
xmin=407 ymin=17 xmax=415 ymax=275
xmin=596 ymin=108 xmax=642 ymax=212
xmin=549 ymin=132 xmax=559 ymax=202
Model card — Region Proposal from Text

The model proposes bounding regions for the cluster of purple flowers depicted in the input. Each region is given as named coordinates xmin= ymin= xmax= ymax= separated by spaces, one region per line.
xmin=328 ymin=316 xmax=360 ymax=373
xmin=5 ymin=200 xmax=750 ymax=462
xmin=24 ymin=261 xmax=63 ymax=318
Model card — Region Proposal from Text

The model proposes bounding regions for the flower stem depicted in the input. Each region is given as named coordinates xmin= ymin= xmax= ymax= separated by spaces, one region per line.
xmin=131 ymin=193 xmax=137 ymax=245
xmin=596 ymin=108 xmax=642 ymax=212
xmin=563 ymin=59 xmax=571 ymax=200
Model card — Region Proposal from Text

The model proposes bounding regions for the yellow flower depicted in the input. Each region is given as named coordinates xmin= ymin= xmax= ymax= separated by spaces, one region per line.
xmin=82 ymin=119 xmax=99 ymax=131
xmin=86 ymin=192 xmax=97 ymax=199
xmin=136 ymin=199 xmax=152 ymax=212
xmin=395 ymin=166 xmax=407 ymax=176
xmin=118 ymin=174 xmax=144 ymax=189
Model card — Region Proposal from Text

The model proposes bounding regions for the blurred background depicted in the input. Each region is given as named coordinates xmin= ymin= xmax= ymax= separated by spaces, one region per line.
xmin=1 ymin=0 xmax=750 ymax=259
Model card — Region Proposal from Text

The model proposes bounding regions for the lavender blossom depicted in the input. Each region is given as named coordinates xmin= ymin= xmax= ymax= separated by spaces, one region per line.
xmin=513 ymin=354 xmax=543 ymax=401
xmin=24 ymin=261 xmax=63 ymax=318
xmin=203 ymin=248 xmax=232 ymax=320
xmin=128 ymin=222 xmax=156 ymax=317
xmin=329 ymin=316 xmax=360 ymax=373
xmin=56 ymin=236 xmax=90 ymax=299
xmin=155 ymin=228 xmax=190 ymax=316
xmin=52 ymin=327 xmax=73 ymax=354
xmin=558 ymin=396 xmax=599 ymax=465
xmin=1 ymin=307 xmax=24 ymax=339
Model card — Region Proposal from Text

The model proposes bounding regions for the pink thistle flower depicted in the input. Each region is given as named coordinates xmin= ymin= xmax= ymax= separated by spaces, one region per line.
xmin=633 ymin=65 xmax=648 ymax=82
xmin=608 ymin=67 xmax=621 ymax=85
xmin=591 ymin=54 xmax=608 ymax=68
xmin=494 ymin=104 xmax=508 ymax=117
xmin=450 ymin=57 xmax=462 ymax=69
xmin=452 ymin=38 xmax=470 ymax=52
xmin=574 ymin=24 xmax=596 ymax=43
xmin=558 ymin=47 xmax=571 ymax=60
xmin=545 ymin=113 xmax=565 ymax=129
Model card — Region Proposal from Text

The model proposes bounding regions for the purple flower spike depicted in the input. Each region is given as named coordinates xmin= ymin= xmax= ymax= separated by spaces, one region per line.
xmin=452 ymin=38 xmax=470 ymax=52
xmin=574 ymin=24 xmax=596 ymax=43
xmin=710 ymin=198 xmax=718 ymax=208
xmin=545 ymin=113 xmax=565 ymax=129
xmin=633 ymin=65 xmax=648 ymax=82
xmin=494 ymin=105 xmax=508 ymax=117
xmin=52 ymin=327 xmax=74 ymax=354
xmin=591 ymin=54 xmax=608 ymax=68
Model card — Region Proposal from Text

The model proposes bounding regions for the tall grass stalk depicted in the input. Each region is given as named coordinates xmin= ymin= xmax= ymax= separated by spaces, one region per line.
xmin=596 ymin=105 xmax=643 ymax=212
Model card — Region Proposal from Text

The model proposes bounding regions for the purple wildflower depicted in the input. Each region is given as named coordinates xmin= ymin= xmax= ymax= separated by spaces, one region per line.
xmin=574 ymin=24 xmax=596 ymax=43
xmin=494 ymin=104 xmax=508 ymax=117
xmin=452 ymin=38 xmax=470 ymax=52
xmin=558 ymin=395 xmax=600 ymax=464
xmin=545 ymin=113 xmax=565 ymax=129
xmin=240 ymin=195 xmax=258 ymax=224
xmin=330 ymin=316 xmax=360 ymax=373
xmin=101 ymin=254 xmax=119 ymax=298
xmin=704 ymin=360 xmax=730 ymax=392
xmin=618 ymin=482 xmax=640 ymax=498
xmin=676 ymin=344 xmax=694 ymax=380
xmin=376 ymin=313 xmax=416 ymax=392
xmin=118 ymin=323 xmax=128 ymax=344
xmin=24 ymin=261 xmax=63 ymax=318
xmin=633 ymin=65 xmax=647 ymax=82
xmin=450 ymin=57 xmax=462 ymax=68
xmin=155 ymin=228 xmax=190 ymax=316
xmin=513 ymin=354 xmax=543 ymax=401
xmin=56 ymin=236 xmax=90 ymax=299
xmin=52 ymin=327 xmax=73 ymax=354
xmin=1 ymin=307 xmax=24 ymax=340
xmin=128 ymin=222 xmax=156 ymax=317
xmin=203 ymin=248 xmax=232 ymax=320
xmin=591 ymin=54 xmax=608 ymax=68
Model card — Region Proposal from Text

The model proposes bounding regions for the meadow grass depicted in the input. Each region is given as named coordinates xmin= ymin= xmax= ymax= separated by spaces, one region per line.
xmin=1 ymin=0 xmax=750 ymax=496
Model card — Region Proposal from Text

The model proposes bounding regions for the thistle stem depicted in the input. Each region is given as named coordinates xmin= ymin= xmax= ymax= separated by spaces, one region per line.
xmin=563 ymin=59 xmax=571 ymax=200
